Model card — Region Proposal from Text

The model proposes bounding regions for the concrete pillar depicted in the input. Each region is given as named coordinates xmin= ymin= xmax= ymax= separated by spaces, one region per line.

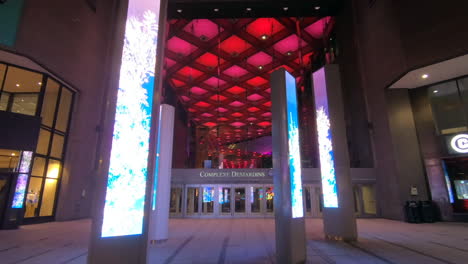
xmin=312 ymin=64 xmax=357 ymax=241
xmin=271 ymin=68 xmax=307 ymax=264
xmin=149 ymin=104 xmax=175 ymax=243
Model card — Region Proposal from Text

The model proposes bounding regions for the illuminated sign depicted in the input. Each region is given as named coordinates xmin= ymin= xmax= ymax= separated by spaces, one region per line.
xmin=11 ymin=151 xmax=33 ymax=208
xmin=101 ymin=0 xmax=161 ymax=238
xmin=285 ymin=71 xmax=304 ymax=218
xmin=449 ymin=134 xmax=468 ymax=154
xmin=313 ymin=68 xmax=339 ymax=208
xmin=199 ymin=170 xmax=270 ymax=178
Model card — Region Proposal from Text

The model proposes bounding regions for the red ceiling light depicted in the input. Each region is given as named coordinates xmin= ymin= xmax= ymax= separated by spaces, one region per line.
xmin=263 ymin=101 xmax=272 ymax=107
xmin=218 ymin=117 xmax=229 ymax=121
xmin=176 ymin=66 xmax=204 ymax=79
xmin=247 ymin=117 xmax=257 ymax=121
xmin=273 ymin=34 xmax=307 ymax=54
xmin=265 ymin=88 xmax=271 ymax=93
xmin=215 ymin=107 xmax=228 ymax=113
xmin=247 ymin=93 xmax=264 ymax=101
xmin=223 ymin=65 xmax=249 ymax=78
xmin=220 ymin=35 xmax=252 ymax=55
xmin=196 ymin=52 xmax=225 ymax=68
xmin=257 ymin=121 xmax=271 ymax=127
xmin=226 ymin=86 xmax=246 ymax=95
xmin=189 ymin=108 xmax=197 ymax=113
xmin=247 ymin=52 xmax=272 ymax=67
xmin=304 ymin=17 xmax=331 ymax=39
xmin=165 ymin=58 xmax=177 ymax=69
xmin=210 ymin=94 xmax=227 ymax=101
xmin=231 ymin=112 xmax=243 ymax=117
xmin=246 ymin=76 xmax=268 ymax=87
xmin=171 ymin=78 xmax=186 ymax=87
xmin=201 ymin=113 xmax=214 ymax=117
xmin=246 ymin=18 xmax=285 ymax=39
xmin=229 ymin=101 xmax=244 ymax=107
xmin=190 ymin=87 xmax=208 ymax=95
xmin=231 ymin=122 xmax=246 ymax=127
xmin=247 ymin=107 xmax=261 ymax=112
xmin=203 ymin=122 xmax=217 ymax=127
xmin=184 ymin=19 xmax=221 ymax=40
xmin=166 ymin=37 xmax=196 ymax=56
xmin=262 ymin=112 xmax=272 ymax=117
xmin=195 ymin=101 xmax=211 ymax=108
xmin=181 ymin=95 xmax=190 ymax=102
xmin=204 ymin=77 xmax=226 ymax=87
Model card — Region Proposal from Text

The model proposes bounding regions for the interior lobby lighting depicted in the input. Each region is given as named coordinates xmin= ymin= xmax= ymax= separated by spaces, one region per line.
xmin=214 ymin=8 xmax=219 ymax=12
xmin=258 ymin=65 xmax=264 ymax=70
xmin=15 ymin=83 xmax=20 ymax=87
xmin=283 ymin=7 xmax=288 ymax=11
xmin=11 ymin=153 xmax=15 ymax=156
xmin=246 ymin=7 xmax=251 ymax=11
xmin=422 ymin=74 xmax=429 ymax=79
xmin=38 ymin=82 xmax=42 ymax=85
xmin=177 ymin=9 xmax=182 ymax=13
xmin=433 ymin=90 xmax=439 ymax=94
xmin=315 ymin=6 xmax=321 ymax=10
xmin=261 ymin=34 xmax=268 ymax=40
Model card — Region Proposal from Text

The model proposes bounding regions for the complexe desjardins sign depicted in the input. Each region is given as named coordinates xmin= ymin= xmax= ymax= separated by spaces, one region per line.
xmin=199 ymin=171 xmax=271 ymax=178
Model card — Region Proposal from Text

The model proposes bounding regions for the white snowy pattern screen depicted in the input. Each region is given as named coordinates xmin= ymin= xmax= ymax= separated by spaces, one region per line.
xmin=101 ymin=0 xmax=161 ymax=237
xmin=285 ymin=72 xmax=304 ymax=218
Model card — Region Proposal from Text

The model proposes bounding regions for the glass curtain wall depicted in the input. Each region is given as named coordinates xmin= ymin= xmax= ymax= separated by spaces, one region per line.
xmin=0 ymin=62 xmax=74 ymax=221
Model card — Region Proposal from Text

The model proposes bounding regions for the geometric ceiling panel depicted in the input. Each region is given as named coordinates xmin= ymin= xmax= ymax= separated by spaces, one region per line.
xmin=304 ymin=17 xmax=332 ymax=39
xmin=184 ymin=19 xmax=221 ymax=41
xmin=165 ymin=17 xmax=325 ymax=144
xmin=167 ymin=37 xmax=196 ymax=56
xmin=246 ymin=18 xmax=285 ymax=39
xmin=273 ymin=34 xmax=307 ymax=55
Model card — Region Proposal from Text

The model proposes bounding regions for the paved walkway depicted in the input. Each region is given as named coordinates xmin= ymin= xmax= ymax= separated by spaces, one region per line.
xmin=0 ymin=218 xmax=467 ymax=263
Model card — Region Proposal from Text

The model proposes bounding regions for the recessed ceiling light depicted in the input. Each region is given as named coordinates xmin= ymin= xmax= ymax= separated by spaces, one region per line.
xmin=258 ymin=65 xmax=264 ymax=70
xmin=177 ymin=9 xmax=182 ymax=13
xmin=422 ymin=74 xmax=429 ymax=79
xmin=16 ymin=83 xmax=20 ymax=87
xmin=38 ymin=82 xmax=42 ymax=85
xmin=261 ymin=34 xmax=268 ymax=40
xmin=286 ymin=51 xmax=292 ymax=56
xmin=214 ymin=8 xmax=219 ymax=12
xmin=283 ymin=7 xmax=289 ymax=11
xmin=433 ymin=90 xmax=439 ymax=94
xmin=315 ymin=6 xmax=321 ymax=10
xmin=11 ymin=153 xmax=15 ymax=156
xmin=246 ymin=7 xmax=252 ymax=11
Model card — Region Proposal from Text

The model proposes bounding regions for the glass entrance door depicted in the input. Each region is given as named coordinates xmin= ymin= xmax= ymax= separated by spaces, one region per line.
xmin=0 ymin=174 xmax=12 ymax=223
xmin=219 ymin=186 xmax=232 ymax=216
xmin=234 ymin=187 xmax=246 ymax=215
xmin=250 ymin=186 xmax=263 ymax=215
xmin=186 ymin=186 xmax=199 ymax=216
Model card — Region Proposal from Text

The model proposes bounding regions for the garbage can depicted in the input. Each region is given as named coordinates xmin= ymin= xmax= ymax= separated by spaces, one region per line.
xmin=419 ymin=201 xmax=436 ymax=223
xmin=405 ymin=201 xmax=422 ymax=223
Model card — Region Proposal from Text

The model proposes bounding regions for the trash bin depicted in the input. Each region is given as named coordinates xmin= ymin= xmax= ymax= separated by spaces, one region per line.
xmin=405 ymin=201 xmax=422 ymax=223
xmin=419 ymin=201 xmax=436 ymax=223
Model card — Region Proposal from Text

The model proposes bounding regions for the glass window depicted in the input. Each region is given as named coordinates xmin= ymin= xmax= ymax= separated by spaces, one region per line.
xmin=186 ymin=187 xmax=199 ymax=215
xmin=0 ymin=64 xmax=6 ymax=87
xmin=39 ymin=178 xmax=57 ymax=216
xmin=429 ymin=81 xmax=467 ymax=134
xmin=202 ymin=187 xmax=214 ymax=214
xmin=46 ymin=159 xmax=61 ymax=179
xmin=36 ymin=129 xmax=51 ymax=155
xmin=234 ymin=187 xmax=245 ymax=213
xmin=55 ymin=88 xmax=72 ymax=132
xmin=0 ymin=149 xmax=20 ymax=171
xmin=265 ymin=186 xmax=274 ymax=213
xmin=11 ymin=93 xmax=38 ymax=116
xmin=304 ymin=186 xmax=312 ymax=213
xmin=170 ymin=187 xmax=182 ymax=214
xmin=40 ymin=79 xmax=59 ymax=127
xmin=250 ymin=187 xmax=262 ymax=213
xmin=50 ymin=133 xmax=64 ymax=158
xmin=31 ymin=157 xmax=46 ymax=176
xmin=0 ymin=91 xmax=9 ymax=111
xmin=24 ymin=177 xmax=42 ymax=218
xmin=219 ymin=187 xmax=231 ymax=213
xmin=361 ymin=185 xmax=377 ymax=215
xmin=2 ymin=66 xmax=42 ymax=93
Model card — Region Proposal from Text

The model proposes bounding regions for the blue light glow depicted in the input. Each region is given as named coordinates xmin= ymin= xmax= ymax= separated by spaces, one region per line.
xmin=152 ymin=106 xmax=163 ymax=210
xmin=101 ymin=0 xmax=161 ymax=238
xmin=285 ymin=72 xmax=304 ymax=218
xmin=442 ymin=161 xmax=455 ymax=203
xmin=12 ymin=151 xmax=32 ymax=209
xmin=313 ymin=68 xmax=339 ymax=208
xmin=203 ymin=187 xmax=214 ymax=203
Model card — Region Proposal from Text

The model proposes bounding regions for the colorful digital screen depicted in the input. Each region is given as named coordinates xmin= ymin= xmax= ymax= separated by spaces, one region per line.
xmin=203 ymin=187 xmax=214 ymax=203
xmin=285 ymin=71 xmax=304 ymax=218
xmin=12 ymin=151 xmax=33 ymax=209
xmin=101 ymin=0 xmax=161 ymax=238
xmin=441 ymin=161 xmax=455 ymax=203
xmin=313 ymin=67 xmax=339 ymax=208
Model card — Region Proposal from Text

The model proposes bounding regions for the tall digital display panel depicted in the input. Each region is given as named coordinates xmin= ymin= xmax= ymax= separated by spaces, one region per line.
xmin=285 ymin=72 xmax=304 ymax=218
xmin=11 ymin=151 xmax=33 ymax=208
xmin=313 ymin=68 xmax=339 ymax=208
xmin=101 ymin=0 xmax=161 ymax=238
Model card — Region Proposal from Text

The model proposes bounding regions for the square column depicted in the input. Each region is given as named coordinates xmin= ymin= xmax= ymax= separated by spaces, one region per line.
xmin=271 ymin=68 xmax=306 ymax=264
xmin=312 ymin=64 xmax=357 ymax=241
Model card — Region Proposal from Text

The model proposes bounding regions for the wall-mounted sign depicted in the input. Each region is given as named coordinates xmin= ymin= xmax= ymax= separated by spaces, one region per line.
xmin=199 ymin=170 xmax=270 ymax=178
xmin=446 ymin=133 xmax=468 ymax=155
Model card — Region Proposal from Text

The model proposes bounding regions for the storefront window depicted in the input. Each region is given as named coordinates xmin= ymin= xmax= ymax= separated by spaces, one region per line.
xmin=40 ymin=79 xmax=60 ymax=127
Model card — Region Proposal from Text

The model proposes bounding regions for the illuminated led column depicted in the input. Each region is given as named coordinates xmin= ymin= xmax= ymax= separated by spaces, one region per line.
xmin=149 ymin=104 xmax=175 ymax=242
xmin=88 ymin=0 xmax=167 ymax=263
xmin=312 ymin=64 xmax=357 ymax=241
xmin=271 ymin=68 xmax=306 ymax=264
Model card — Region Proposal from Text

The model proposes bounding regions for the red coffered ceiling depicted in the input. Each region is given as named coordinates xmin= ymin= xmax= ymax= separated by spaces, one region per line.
xmin=165 ymin=17 xmax=332 ymax=145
